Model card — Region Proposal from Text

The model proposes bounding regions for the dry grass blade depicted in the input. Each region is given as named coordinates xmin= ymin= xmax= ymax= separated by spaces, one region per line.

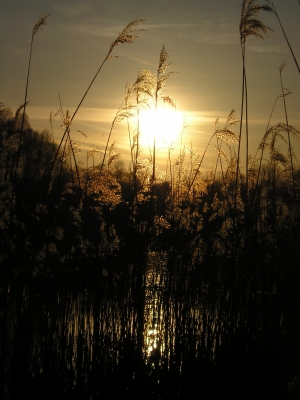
xmin=77 ymin=130 xmax=87 ymax=138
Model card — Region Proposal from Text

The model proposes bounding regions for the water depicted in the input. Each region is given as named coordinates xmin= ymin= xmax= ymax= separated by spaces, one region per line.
xmin=3 ymin=251 xmax=291 ymax=399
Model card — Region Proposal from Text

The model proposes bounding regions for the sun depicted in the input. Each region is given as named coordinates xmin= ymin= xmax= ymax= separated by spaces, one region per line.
xmin=138 ymin=107 xmax=184 ymax=149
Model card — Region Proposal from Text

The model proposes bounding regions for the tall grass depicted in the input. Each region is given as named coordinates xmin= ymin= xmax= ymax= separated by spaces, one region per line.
xmin=0 ymin=2 xmax=300 ymax=399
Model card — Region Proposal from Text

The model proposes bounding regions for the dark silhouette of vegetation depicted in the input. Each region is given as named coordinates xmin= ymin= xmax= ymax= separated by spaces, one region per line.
xmin=1 ymin=103 xmax=300 ymax=399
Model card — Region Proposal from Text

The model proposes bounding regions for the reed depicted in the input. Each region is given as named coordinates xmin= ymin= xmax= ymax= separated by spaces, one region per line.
xmin=9 ymin=13 xmax=51 ymax=241
xmin=234 ymin=1 xmax=273 ymax=244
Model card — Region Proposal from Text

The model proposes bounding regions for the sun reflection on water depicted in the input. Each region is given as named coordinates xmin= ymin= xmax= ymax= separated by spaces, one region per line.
xmin=143 ymin=252 xmax=167 ymax=361
xmin=146 ymin=326 xmax=158 ymax=356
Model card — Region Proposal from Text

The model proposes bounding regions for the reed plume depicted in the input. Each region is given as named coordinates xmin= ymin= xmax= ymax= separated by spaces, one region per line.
xmin=108 ymin=19 xmax=146 ymax=58
xmin=32 ymin=12 xmax=52 ymax=36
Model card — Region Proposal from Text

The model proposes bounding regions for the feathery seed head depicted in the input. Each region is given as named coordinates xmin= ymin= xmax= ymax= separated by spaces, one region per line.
xmin=225 ymin=109 xmax=239 ymax=127
xmin=158 ymin=45 xmax=171 ymax=76
xmin=215 ymin=110 xmax=239 ymax=144
xmin=33 ymin=12 xmax=51 ymax=36
xmin=108 ymin=19 xmax=146 ymax=57
xmin=60 ymin=110 xmax=72 ymax=128
xmin=155 ymin=46 xmax=175 ymax=98
xmin=240 ymin=1 xmax=273 ymax=44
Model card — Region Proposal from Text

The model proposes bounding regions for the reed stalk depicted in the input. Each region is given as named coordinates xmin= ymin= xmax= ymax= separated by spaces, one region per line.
xmin=233 ymin=0 xmax=273 ymax=266
xmin=279 ymin=62 xmax=296 ymax=199
xmin=10 ymin=12 xmax=51 ymax=228
xmin=267 ymin=1 xmax=300 ymax=74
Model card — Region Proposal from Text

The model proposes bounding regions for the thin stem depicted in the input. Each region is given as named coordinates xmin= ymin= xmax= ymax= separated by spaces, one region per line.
xmin=100 ymin=99 xmax=124 ymax=173
xmin=233 ymin=40 xmax=246 ymax=240
xmin=10 ymin=37 xmax=34 ymax=211
xmin=279 ymin=65 xmax=296 ymax=198
xmin=270 ymin=2 xmax=300 ymax=74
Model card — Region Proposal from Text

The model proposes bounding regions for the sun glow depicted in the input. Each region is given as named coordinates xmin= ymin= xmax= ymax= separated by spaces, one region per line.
xmin=138 ymin=107 xmax=184 ymax=149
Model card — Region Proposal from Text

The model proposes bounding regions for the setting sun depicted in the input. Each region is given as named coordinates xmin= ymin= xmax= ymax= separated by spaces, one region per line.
xmin=138 ymin=107 xmax=184 ymax=149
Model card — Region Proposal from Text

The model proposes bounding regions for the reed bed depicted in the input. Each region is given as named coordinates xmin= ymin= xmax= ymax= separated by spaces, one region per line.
xmin=1 ymin=2 xmax=300 ymax=399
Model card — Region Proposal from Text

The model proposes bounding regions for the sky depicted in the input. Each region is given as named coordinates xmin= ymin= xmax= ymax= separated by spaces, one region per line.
xmin=1 ymin=0 xmax=299 ymax=172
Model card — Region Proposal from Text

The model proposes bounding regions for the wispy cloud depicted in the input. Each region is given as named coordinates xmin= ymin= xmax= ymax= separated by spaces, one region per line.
xmin=75 ymin=107 xmax=118 ymax=122
xmin=28 ymin=106 xmax=118 ymax=130
xmin=196 ymin=32 xmax=237 ymax=45
xmin=195 ymin=19 xmax=238 ymax=45
xmin=53 ymin=3 xmax=93 ymax=17
xmin=66 ymin=21 xmax=194 ymax=41
xmin=67 ymin=23 xmax=125 ymax=38
xmin=185 ymin=110 xmax=232 ymax=122
xmin=248 ymin=44 xmax=287 ymax=54
xmin=144 ymin=23 xmax=195 ymax=30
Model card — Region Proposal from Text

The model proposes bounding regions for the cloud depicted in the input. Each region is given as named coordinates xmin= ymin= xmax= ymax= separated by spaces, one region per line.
xmin=53 ymin=3 xmax=93 ymax=17
xmin=248 ymin=44 xmax=287 ymax=54
xmin=143 ymin=23 xmax=195 ymax=30
xmin=65 ymin=19 xmax=149 ymax=43
xmin=194 ymin=19 xmax=238 ymax=45
xmin=66 ymin=20 xmax=195 ymax=41
xmin=67 ymin=23 xmax=124 ymax=38
xmin=185 ymin=110 xmax=232 ymax=122
xmin=196 ymin=32 xmax=237 ymax=45
xmin=75 ymin=107 xmax=117 ymax=122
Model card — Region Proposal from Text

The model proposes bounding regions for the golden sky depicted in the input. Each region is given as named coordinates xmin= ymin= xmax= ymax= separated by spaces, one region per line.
xmin=1 ymin=0 xmax=299 ymax=172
